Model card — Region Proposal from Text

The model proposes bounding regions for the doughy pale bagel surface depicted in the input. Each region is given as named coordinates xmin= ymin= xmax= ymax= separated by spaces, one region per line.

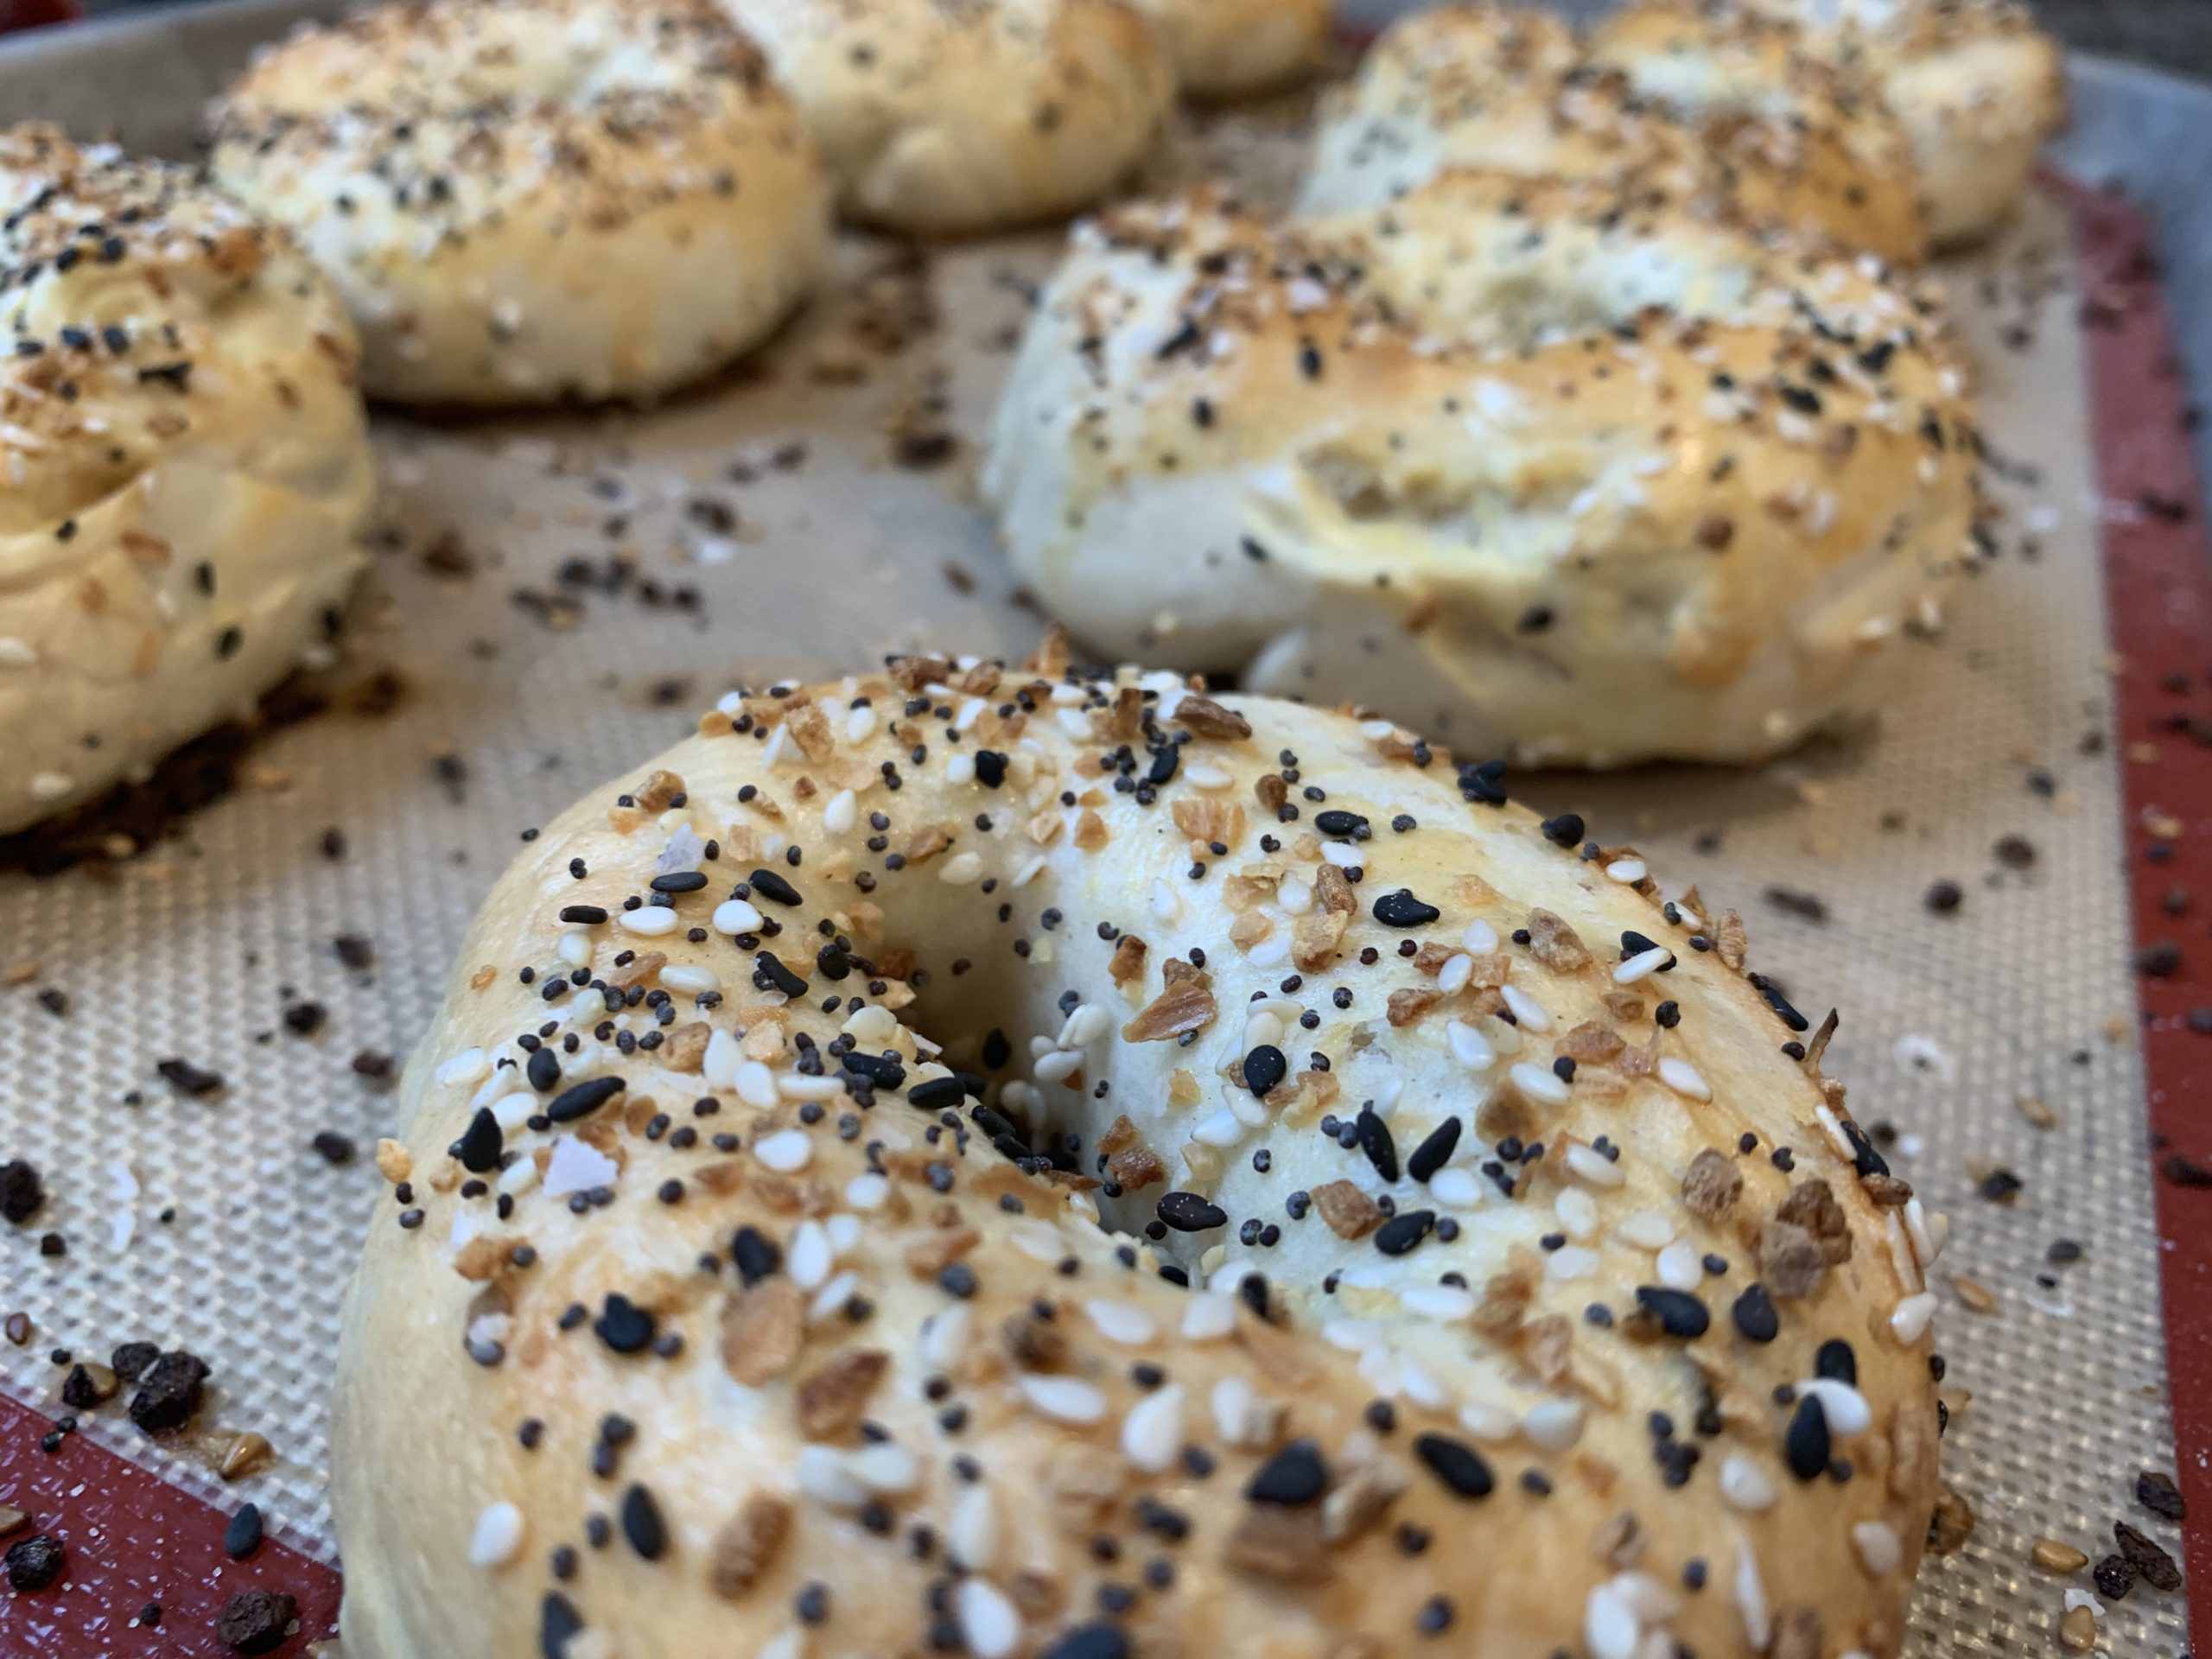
xmin=0 ymin=125 xmax=372 ymax=836
xmin=334 ymin=643 xmax=1946 ymax=1659
xmin=207 ymin=0 xmax=831 ymax=405
xmin=1300 ymin=3 xmax=1926 ymax=265
xmin=1131 ymin=0 xmax=1335 ymax=100
xmin=721 ymin=0 xmax=1174 ymax=235
xmin=983 ymin=187 xmax=1976 ymax=766
xmin=1728 ymin=0 xmax=2065 ymax=247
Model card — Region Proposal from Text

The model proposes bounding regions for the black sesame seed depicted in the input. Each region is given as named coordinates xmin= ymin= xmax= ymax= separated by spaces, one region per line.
xmin=1412 ymin=1433 xmax=1493 ymax=1498
xmin=547 ymin=1076 xmax=625 ymax=1122
xmin=1732 ymin=1284 xmax=1779 ymax=1344
xmin=1245 ymin=1440 xmax=1328 ymax=1504
xmin=1784 ymin=1395 xmax=1831 ymax=1481
xmin=1374 ymin=1209 xmax=1434 ymax=1256
xmin=1635 ymin=1287 xmax=1710 ymax=1339
xmin=1372 ymin=889 xmax=1440 ymax=928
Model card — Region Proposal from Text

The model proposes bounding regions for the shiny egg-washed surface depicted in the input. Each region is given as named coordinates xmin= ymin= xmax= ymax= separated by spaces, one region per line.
xmin=0 ymin=99 xmax=2185 ymax=1656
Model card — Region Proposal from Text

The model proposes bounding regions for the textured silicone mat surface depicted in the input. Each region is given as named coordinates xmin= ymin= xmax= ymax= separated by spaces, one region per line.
xmin=0 ymin=107 xmax=2188 ymax=1658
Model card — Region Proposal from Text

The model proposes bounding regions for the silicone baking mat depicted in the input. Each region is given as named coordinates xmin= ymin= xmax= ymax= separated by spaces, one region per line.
xmin=0 ymin=47 xmax=2205 ymax=1659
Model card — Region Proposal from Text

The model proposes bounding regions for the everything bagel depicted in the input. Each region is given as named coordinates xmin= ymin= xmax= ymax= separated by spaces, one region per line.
xmin=0 ymin=126 xmax=373 ymax=835
xmin=719 ymin=0 xmax=1175 ymax=236
xmin=333 ymin=639 xmax=1948 ymax=1659
xmin=982 ymin=185 xmax=1977 ymax=767
xmin=206 ymin=0 xmax=832 ymax=405
xmin=1719 ymin=0 xmax=2066 ymax=248
xmin=1300 ymin=3 xmax=1927 ymax=265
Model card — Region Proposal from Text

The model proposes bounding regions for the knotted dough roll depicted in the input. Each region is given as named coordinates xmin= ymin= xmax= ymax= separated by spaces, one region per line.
xmin=0 ymin=126 xmax=372 ymax=835
xmin=983 ymin=182 xmax=1977 ymax=766
xmin=720 ymin=0 xmax=1175 ymax=235
xmin=1302 ymin=3 xmax=1927 ymax=265
xmin=207 ymin=0 xmax=833 ymax=404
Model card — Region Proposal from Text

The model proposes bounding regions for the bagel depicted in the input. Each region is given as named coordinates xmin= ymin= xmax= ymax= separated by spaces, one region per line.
xmin=333 ymin=639 xmax=1947 ymax=1659
xmin=1300 ymin=4 xmax=1926 ymax=266
xmin=1720 ymin=0 xmax=2066 ymax=248
xmin=205 ymin=0 xmax=832 ymax=405
xmin=0 ymin=126 xmax=373 ymax=836
xmin=718 ymin=0 xmax=1175 ymax=235
xmin=1132 ymin=0 xmax=1336 ymax=100
xmin=982 ymin=184 xmax=1977 ymax=767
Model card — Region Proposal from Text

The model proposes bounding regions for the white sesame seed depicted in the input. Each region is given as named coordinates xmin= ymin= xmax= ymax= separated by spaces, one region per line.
xmin=1719 ymin=1455 xmax=1777 ymax=1513
xmin=823 ymin=790 xmax=857 ymax=835
xmin=1852 ymin=1521 xmax=1902 ymax=1576
xmin=1401 ymin=1285 xmax=1476 ymax=1321
xmin=1522 ymin=1398 xmax=1584 ymax=1450
xmin=1510 ymin=1060 xmax=1572 ymax=1106
xmin=1445 ymin=1019 xmax=1495 ymax=1072
xmin=1018 ymin=1374 xmax=1107 ymax=1425
xmin=558 ymin=927 xmax=594 ymax=968
xmin=1889 ymin=1292 xmax=1938 ymax=1344
xmin=957 ymin=1579 xmax=1020 ymax=1659
xmin=1904 ymin=1198 xmax=1939 ymax=1267
xmin=1185 ymin=764 xmax=1232 ymax=790
xmin=620 ymin=905 xmax=681 ymax=937
xmin=1032 ymin=1049 xmax=1083 ymax=1084
xmin=921 ymin=1306 xmax=970 ymax=1370
xmin=1613 ymin=946 xmax=1675 ymax=984
xmin=1011 ymin=855 xmax=1047 ymax=889
xmin=1121 ymin=1384 xmax=1184 ymax=1472
xmin=776 ymin=1074 xmax=846 ymax=1102
xmin=1656 ymin=1239 xmax=1704 ymax=1290
xmin=1563 ymin=1144 xmax=1626 ymax=1188
xmin=753 ymin=1129 xmax=812 ymax=1173
xmin=1149 ymin=880 xmax=1180 ymax=921
xmin=845 ymin=706 xmax=877 ymax=743
xmin=0 ymin=639 xmax=37 ymax=666
xmin=938 ymin=851 xmax=985 ymax=886
xmin=1192 ymin=1108 xmax=1247 ymax=1147
xmin=470 ymin=1501 xmax=524 ymax=1568
xmin=714 ymin=898 xmax=766 ymax=935
xmin=727 ymin=1059 xmax=775 ymax=1109
xmin=1605 ymin=858 xmax=1647 ymax=884
xmin=1615 ymin=1209 xmax=1674 ymax=1250
xmin=488 ymin=1091 xmax=537 ymax=1132
xmin=1795 ymin=1378 xmax=1872 ymax=1436
xmin=1059 ymin=1004 xmax=1110 ymax=1048
xmin=1585 ymin=1584 xmax=1639 ymax=1659
xmin=28 ymin=772 xmax=71 ymax=801
xmin=809 ymin=1270 xmax=860 ymax=1323
xmin=851 ymin=1442 xmax=919 ymax=1494
xmin=1430 ymin=1167 xmax=1484 ymax=1208
xmin=1085 ymin=1300 xmax=1157 ymax=1345
xmin=660 ymin=964 xmax=719 ymax=996
xmin=1735 ymin=1535 xmax=1770 ymax=1650
xmin=1499 ymin=985 xmax=1551 ymax=1032
xmin=1885 ymin=1213 xmax=1923 ymax=1294
xmin=1545 ymin=1246 xmax=1599 ymax=1281
xmin=1656 ymin=1056 xmax=1711 ymax=1100
xmin=435 ymin=1048 xmax=490 ymax=1088
xmin=1554 ymin=1185 xmax=1599 ymax=1238
xmin=1181 ymin=1294 xmax=1237 ymax=1341
xmin=950 ymin=1484 xmax=997 ymax=1572
xmin=1435 ymin=953 xmax=1475 ymax=995
xmin=787 ymin=1220 xmax=832 ymax=1290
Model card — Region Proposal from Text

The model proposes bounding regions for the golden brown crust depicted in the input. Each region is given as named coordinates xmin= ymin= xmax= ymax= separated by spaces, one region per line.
xmin=1301 ymin=3 xmax=1928 ymax=265
xmin=206 ymin=0 xmax=832 ymax=404
xmin=334 ymin=652 xmax=1946 ymax=1659
xmin=721 ymin=0 xmax=1177 ymax=234
xmin=983 ymin=186 xmax=1978 ymax=766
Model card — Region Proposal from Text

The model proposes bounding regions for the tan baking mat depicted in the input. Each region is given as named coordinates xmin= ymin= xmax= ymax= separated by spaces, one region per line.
xmin=0 ymin=96 xmax=2184 ymax=1654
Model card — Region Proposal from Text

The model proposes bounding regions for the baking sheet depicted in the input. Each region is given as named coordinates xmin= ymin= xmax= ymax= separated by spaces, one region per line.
xmin=0 ymin=10 xmax=2197 ymax=1656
